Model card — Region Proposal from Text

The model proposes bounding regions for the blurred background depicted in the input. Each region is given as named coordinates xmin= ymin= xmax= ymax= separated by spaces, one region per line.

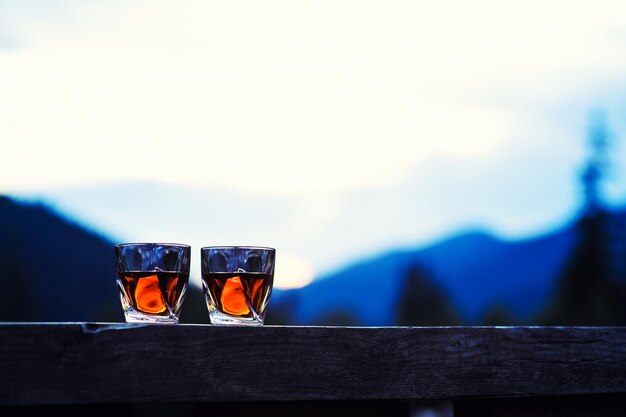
xmin=1 ymin=0 xmax=626 ymax=326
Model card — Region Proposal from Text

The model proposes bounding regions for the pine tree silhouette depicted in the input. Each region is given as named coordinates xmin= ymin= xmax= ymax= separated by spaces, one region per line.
xmin=542 ymin=112 xmax=625 ymax=325
xmin=396 ymin=264 xmax=459 ymax=326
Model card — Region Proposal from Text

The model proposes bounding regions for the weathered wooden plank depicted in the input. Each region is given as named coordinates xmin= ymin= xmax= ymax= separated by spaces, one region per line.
xmin=0 ymin=324 xmax=624 ymax=405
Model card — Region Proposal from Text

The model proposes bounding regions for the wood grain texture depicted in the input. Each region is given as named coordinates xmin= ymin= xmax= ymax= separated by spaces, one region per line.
xmin=0 ymin=324 xmax=625 ymax=405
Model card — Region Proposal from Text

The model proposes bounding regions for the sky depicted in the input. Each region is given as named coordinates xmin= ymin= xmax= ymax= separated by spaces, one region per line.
xmin=1 ymin=1 xmax=626 ymax=288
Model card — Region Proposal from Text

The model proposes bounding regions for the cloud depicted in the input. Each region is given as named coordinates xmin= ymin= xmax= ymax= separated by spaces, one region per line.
xmin=1 ymin=1 xmax=625 ymax=194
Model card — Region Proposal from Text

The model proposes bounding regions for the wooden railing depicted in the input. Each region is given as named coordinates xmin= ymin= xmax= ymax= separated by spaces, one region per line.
xmin=1 ymin=324 xmax=625 ymax=416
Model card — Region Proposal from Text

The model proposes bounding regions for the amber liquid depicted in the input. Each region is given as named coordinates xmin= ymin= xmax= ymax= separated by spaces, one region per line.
xmin=201 ymin=272 xmax=273 ymax=318
xmin=117 ymin=271 xmax=189 ymax=316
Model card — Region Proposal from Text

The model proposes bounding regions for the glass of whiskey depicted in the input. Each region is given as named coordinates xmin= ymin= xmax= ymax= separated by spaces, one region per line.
xmin=115 ymin=243 xmax=191 ymax=324
xmin=201 ymin=246 xmax=275 ymax=326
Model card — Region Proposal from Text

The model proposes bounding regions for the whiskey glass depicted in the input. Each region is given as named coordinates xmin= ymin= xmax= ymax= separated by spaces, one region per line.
xmin=201 ymin=246 xmax=275 ymax=326
xmin=115 ymin=243 xmax=191 ymax=324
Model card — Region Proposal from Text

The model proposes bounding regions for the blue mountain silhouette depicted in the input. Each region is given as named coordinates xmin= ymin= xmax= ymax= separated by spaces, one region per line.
xmin=0 ymin=196 xmax=120 ymax=321
xmin=0 ymin=196 xmax=209 ymax=323
xmin=273 ymin=226 xmax=577 ymax=325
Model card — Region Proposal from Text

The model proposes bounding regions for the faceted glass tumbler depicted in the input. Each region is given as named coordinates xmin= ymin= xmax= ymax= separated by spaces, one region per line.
xmin=201 ymin=246 xmax=275 ymax=326
xmin=115 ymin=243 xmax=191 ymax=324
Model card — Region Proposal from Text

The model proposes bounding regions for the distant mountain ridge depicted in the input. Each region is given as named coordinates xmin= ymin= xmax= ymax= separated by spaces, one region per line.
xmin=0 ymin=196 xmax=119 ymax=321
xmin=0 ymin=196 xmax=209 ymax=323
xmin=273 ymin=225 xmax=578 ymax=325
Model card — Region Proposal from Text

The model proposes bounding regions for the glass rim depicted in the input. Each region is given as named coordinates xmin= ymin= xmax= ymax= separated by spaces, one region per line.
xmin=115 ymin=242 xmax=191 ymax=248
xmin=200 ymin=245 xmax=275 ymax=252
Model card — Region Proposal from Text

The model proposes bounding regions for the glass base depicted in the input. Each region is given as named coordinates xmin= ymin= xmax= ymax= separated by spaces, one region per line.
xmin=118 ymin=280 xmax=180 ymax=324
xmin=122 ymin=306 xmax=179 ymax=324
xmin=208 ymin=310 xmax=264 ymax=326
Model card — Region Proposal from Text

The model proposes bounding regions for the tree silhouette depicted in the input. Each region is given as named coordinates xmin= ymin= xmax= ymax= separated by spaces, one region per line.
xmin=396 ymin=264 xmax=459 ymax=326
xmin=482 ymin=305 xmax=515 ymax=326
xmin=541 ymin=113 xmax=626 ymax=325
xmin=0 ymin=233 xmax=39 ymax=321
xmin=314 ymin=310 xmax=361 ymax=326
xmin=264 ymin=292 xmax=298 ymax=325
